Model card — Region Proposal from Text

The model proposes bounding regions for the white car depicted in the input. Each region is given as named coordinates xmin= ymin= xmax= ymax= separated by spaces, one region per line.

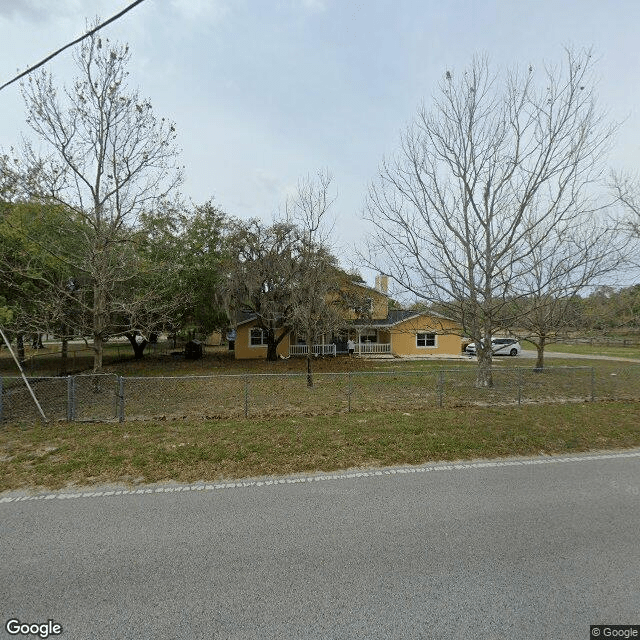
xmin=465 ymin=337 xmax=521 ymax=356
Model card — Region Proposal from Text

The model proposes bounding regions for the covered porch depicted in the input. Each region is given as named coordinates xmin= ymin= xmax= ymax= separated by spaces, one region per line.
xmin=344 ymin=326 xmax=392 ymax=356
xmin=288 ymin=343 xmax=337 ymax=357
xmin=287 ymin=331 xmax=337 ymax=357
xmin=287 ymin=327 xmax=392 ymax=357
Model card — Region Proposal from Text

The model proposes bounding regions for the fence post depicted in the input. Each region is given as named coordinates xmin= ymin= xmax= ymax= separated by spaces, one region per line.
xmin=348 ymin=372 xmax=352 ymax=412
xmin=118 ymin=376 xmax=125 ymax=423
xmin=437 ymin=370 xmax=444 ymax=408
xmin=67 ymin=375 xmax=76 ymax=421
xmin=591 ymin=367 xmax=595 ymax=402
xmin=517 ymin=368 xmax=522 ymax=407
xmin=244 ymin=375 xmax=249 ymax=418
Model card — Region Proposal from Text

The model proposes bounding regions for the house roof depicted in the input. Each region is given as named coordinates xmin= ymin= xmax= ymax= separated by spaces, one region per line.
xmin=347 ymin=279 xmax=389 ymax=298
xmin=349 ymin=309 xmax=456 ymax=328
xmin=237 ymin=308 xmax=457 ymax=330
xmin=349 ymin=309 xmax=416 ymax=327
xmin=236 ymin=311 xmax=258 ymax=327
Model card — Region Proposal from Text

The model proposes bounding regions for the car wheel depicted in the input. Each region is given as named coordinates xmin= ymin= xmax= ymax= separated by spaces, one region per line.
xmin=509 ymin=348 xmax=518 ymax=356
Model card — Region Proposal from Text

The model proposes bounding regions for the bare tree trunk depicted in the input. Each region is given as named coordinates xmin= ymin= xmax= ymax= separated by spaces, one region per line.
xmin=306 ymin=344 xmax=313 ymax=388
xmin=363 ymin=50 xmax=615 ymax=393
xmin=125 ymin=332 xmax=148 ymax=359
xmin=535 ymin=336 xmax=546 ymax=370
xmin=16 ymin=333 xmax=25 ymax=365
xmin=60 ymin=335 xmax=68 ymax=376
xmin=93 ymin=281 xmax=106 ymax=372
xmin=266 ymin=341 xmax=278 ymax=361
xmin=476 ymin=339 xmax=493 ymax=388
xmin=93 ymin=334 xmax=103 ymax=372
xmin=19 ymin=33 xmax=182 ymax=378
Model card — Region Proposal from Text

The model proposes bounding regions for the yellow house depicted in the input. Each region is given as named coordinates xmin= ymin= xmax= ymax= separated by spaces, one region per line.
xmin=205 ymin=330 xmax=222 ymax=346
xmin=234 ymin=320 xmax=292 ymax=360
xmin=347 ymin=310 xmax=462 ymax=357
xmin=233 ymin=275 xmax=463 ymax=359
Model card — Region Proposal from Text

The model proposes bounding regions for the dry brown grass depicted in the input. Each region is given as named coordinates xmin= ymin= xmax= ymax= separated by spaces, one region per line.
xmin=1 ymin=401 xmax=639 ymax=492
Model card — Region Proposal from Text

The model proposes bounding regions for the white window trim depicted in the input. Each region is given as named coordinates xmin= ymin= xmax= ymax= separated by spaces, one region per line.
xmin=416 ymin=332 xmax=437 ymax=348
xmin=249 ymin=328 xmax=268 ymax=347
xmin=359 ymin=329 xmax=378 ymax=343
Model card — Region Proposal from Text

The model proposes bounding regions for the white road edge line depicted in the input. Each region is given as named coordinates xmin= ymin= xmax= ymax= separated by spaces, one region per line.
xmin=1 ymin=450 xmax=639 ymax=505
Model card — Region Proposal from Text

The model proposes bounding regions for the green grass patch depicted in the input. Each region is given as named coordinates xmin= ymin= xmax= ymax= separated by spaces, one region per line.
xmin=2 ymin=401 xmax=639 ymax=492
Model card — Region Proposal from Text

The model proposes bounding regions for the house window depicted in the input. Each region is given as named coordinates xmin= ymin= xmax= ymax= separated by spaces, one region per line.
xmin=359 ymin=330 xmax=377 ymax=343
xmin=416 ymin=332 xmax=436 ymax=348
xmin=353 ymin=297 xmax=373 ymax=316
xmin=250 ymin=328 xmax=267 ymax=346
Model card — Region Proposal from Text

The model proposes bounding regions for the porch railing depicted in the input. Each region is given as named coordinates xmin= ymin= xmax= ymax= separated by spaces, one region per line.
xmin=289 ymin=344 xmax=337 ymax=357
xmin=357 ymin=343 xmax=392 ymax=354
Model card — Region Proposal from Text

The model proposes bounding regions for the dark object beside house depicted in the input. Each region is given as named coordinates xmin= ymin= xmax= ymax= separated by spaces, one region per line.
xmin=184 ymin=340 xmax=203 ymax=360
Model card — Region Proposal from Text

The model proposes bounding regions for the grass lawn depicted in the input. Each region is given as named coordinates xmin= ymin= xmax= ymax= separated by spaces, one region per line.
xmin=1 ymin=401 xmax=639 ymax=492
xmin=3 ymin=336 xmax=639 ymax=379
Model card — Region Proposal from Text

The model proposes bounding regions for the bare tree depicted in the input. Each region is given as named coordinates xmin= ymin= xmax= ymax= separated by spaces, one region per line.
xmin=286 ymin=172 xmax=345 ymax=386
xmin=611 ymin=172 xmax=640 ymax=238
xmin=507 ymin=217 xmax=625 ymax=369
xmin=365 ymin=49 xmax=615 ymax=386
xmin=19 ymin=29 xmax=182 ymax=371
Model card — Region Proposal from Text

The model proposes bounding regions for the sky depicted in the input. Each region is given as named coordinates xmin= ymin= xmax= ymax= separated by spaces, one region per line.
xmin=1 ymin=0 xmax=639 ymax=284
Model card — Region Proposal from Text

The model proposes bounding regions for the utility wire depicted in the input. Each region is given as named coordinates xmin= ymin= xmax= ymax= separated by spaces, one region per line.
xmin=0 ymin=0 xmax=147 ymax=93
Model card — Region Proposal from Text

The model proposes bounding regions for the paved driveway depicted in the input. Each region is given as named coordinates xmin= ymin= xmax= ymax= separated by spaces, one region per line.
xmin=519 ymin=349 xmax=640 ymax=364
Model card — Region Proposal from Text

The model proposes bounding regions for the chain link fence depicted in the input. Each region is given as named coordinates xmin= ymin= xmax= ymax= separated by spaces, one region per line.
xmin=1 ymin=365 xmax=639 ymax=424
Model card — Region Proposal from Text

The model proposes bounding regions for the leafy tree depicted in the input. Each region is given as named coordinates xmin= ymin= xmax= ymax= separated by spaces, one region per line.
xmin=225 ymin=219 xmax=300 ymax=361
xmin=137 ymin=199 xmax=230 ymax=347
xmin=0 ymin=199 xmax=78 ymax=367
xmin=225 ymin=173 xmax=344 ymax=369
xmin=174 ymin=201 xmax=229 ymax=338
xmin=578 ymin=284 xmax=640 ymax=334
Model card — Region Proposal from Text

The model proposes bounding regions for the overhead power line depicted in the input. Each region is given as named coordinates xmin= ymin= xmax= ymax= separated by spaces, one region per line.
xmin=0 ymin=0 xmax=147 ymax=93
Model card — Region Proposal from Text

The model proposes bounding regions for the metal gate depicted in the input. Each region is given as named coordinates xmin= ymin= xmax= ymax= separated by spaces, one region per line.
xmin=68 ymin=374 xmax=120 ymax=422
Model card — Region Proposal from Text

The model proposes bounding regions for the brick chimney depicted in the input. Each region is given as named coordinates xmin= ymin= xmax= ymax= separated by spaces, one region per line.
xmin=375 ymin=274 xmax=388 ymax=294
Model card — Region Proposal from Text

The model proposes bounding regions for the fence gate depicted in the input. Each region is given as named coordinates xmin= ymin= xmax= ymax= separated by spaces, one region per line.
xmin=68 ymin=374 xmax=120 ymax=422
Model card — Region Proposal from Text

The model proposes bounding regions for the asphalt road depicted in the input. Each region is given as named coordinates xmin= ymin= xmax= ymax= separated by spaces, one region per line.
xmin=2 ymin=451 xmax=639 ymax=640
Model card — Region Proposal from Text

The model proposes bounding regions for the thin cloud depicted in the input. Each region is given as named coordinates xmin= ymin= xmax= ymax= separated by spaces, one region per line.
xmin=296 ymin=0 xmax=327 ymax=12
xmin=169 ymin=0 xmax=231 ymax=24
xmin=0 ymin=0 xmax=84 ymax=22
